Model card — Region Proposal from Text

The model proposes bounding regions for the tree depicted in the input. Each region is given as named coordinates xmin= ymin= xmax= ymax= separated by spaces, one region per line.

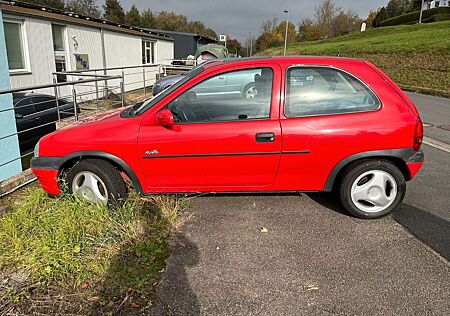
xmin=254 ymin=17 xmax=279 ymax=52
xmin=314 ymin=0 xmax=340 ymax=38
xmin=66 ymin=0 xmax=100 ymax=18
xmin=226 ymin=38 xmax=242 ymax=56
xmin=125 ymin=4 xmax=141 ymax=26
xmin=276 ymin=21 xmax=297 ymax=43
xmin=365 ymin=10 xmax=378 ymax=28
xmin=386 ymin=0 xmax=411 ymax=18
xmin=103 ymin=0 xmax=125 ymax=24
xmin=23 ymin=0 xmax=65 ymax=10
xmin=155 ymin=11 xmax=188 ymax=31
xmin=141 ymin=9 xmax=156 ymax=29
xmin=373 ymin=7 xmax=388 ymax=27
xmin=332 ymin=11 xmax=362 ymax=37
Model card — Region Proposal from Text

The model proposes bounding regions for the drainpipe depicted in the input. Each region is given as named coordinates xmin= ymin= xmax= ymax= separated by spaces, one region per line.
xmin=100 ymin=28 xmax=107 ymax=96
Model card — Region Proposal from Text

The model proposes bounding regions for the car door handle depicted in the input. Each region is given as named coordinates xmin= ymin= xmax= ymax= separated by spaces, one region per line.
xmin=34 ymin=117 xmax=41 ymax=121
xmin=255 ymin=132 xmax=275 ymax=142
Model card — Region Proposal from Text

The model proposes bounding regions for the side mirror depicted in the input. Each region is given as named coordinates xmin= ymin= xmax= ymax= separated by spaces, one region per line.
xmin=156 ymin=109 xmax=175 ymax=128
xmin=15 ymin=113 xmax=23 ymax=119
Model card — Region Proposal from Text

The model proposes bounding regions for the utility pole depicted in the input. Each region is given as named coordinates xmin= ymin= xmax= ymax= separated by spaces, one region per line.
xmin=419 ymin=0 xmax=425 ymax=23
xmin=283 ymin=10 xmax=290 ymax=55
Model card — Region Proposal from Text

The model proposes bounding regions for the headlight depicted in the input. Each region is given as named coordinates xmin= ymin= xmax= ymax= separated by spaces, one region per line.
xmin=33 ymin=141 xmax=39 ymax=157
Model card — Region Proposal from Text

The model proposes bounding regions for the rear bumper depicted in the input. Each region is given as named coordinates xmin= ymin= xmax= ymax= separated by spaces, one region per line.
xmin=406 ymin=149 xmax=424 ymax=180
xmin=31 ymin=168 xmax=61 ymax=195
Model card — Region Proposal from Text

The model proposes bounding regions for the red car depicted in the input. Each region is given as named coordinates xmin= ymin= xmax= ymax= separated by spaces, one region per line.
xmin=31 ymin=57 xmax=424 ymax=219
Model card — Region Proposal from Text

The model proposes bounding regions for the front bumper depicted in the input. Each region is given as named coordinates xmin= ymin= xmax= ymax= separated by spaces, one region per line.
xmin=31 ymin=168 xmax=61 ymax=195
xmin=31 ymin=156 xmax=63 ymax=196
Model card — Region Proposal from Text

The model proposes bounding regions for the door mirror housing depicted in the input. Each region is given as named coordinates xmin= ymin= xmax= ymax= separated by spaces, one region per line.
xmin=156 ymin=109 xmax=175 ymax=128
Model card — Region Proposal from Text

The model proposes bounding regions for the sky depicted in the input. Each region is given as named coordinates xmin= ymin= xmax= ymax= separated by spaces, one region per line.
xmin=116 ymin=0 xmax=389 ymax=42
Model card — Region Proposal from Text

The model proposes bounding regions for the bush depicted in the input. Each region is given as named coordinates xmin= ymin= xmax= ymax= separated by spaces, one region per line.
xmin=380 ymin=7 xmax=450 ymax=26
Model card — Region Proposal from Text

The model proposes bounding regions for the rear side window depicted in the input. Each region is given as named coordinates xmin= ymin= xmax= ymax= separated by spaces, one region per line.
xmin=14 ymin=97 xmax=37 ymax=116
xmin=285 ymin=67 xmax=380 ymax=117
xmin=34 ymin=96 xmax=55 ymax=112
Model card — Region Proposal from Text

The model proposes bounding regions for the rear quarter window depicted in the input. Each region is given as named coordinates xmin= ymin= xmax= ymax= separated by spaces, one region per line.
xmin=285 ymin=67 xmax=380 ymax=117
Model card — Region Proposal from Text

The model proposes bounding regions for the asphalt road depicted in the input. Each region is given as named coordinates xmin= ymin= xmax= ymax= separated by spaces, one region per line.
xmin=153 ymin=93 xmax=450 ymax=315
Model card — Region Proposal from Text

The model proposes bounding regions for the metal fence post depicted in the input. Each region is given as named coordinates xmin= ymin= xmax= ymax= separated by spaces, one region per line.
xmin=143 ymin=66 xmax=146 ymax=98
xmin=121 ymin=70 xmax=125 ymax=107
xmin=72 ymin=86 xmax=79 ymax=121
xmin=94 ymin=73 xmax=100 ymax=113
xmin=53 ymin=77 xmax=61 ymax=123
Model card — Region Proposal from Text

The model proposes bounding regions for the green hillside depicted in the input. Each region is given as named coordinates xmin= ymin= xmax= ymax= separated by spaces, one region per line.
xmin=259 ymin=21 xmax=450 ymax=97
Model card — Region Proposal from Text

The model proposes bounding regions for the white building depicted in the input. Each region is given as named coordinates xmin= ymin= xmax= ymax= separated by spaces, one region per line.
xmin=0 ymin=1 xmax=174 ymax=94
xmin=423 ymin=0 xmax=450 ymax=9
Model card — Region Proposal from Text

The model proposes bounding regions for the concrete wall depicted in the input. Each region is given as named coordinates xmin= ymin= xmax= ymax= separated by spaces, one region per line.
xmin=0 ymin=9 xmax=22 ymax=181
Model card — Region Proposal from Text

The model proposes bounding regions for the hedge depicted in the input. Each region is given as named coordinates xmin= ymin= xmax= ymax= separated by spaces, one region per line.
xmin=380 ymin=7 xmax=450 ymax=26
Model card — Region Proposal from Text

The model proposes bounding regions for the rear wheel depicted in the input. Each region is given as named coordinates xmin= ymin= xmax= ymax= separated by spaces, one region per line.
xmin=338 ymin=159 xmax=405 ymax=219
xmin=66 ymin=159 xmax=128 ymax=207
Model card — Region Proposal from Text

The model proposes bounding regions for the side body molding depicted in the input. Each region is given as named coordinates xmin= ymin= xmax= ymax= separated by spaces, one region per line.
xmin=323 ymin=148 xmax=423 ymax=192
xmin=31 ymin=151 xmax=144 ymax=194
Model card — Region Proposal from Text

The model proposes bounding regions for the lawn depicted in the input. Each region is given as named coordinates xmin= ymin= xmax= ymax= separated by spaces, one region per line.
xmin=0 ymin=186 xmax=188 ymax=315
xmin=259 ymin=21 xmax=450 ymax=97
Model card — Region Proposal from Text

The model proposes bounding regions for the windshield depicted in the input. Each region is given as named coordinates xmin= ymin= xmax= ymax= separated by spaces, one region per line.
xmin=131 ymin=64 xmax=206 ymax=116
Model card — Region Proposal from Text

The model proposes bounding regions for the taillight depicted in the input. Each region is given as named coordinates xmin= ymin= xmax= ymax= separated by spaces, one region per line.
xmin=413 ymin=118 xmax=424 ymax=151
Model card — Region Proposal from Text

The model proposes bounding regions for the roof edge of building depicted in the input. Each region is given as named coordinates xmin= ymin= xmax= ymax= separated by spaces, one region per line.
xmin=0 ymin=1 xmax=174 ymax=42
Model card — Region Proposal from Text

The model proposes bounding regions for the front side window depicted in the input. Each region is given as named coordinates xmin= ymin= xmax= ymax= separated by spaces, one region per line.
xmin=167 ymin=68 xmax=273 ymax=123
xmin=4 ymin=21 xmax=25 ymax=70
xmin=285 ymin=67 xmax=379 ymax=117
xmin=142 ymin=40 xmax=155 ymax=64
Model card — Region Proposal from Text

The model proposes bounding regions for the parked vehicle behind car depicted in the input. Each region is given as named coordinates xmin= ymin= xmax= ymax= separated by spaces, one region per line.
xmin=152 ymin=44 xmax=230 ymax=95
xmin=31 ymin=57 xmax=424 ymax=219
xmin=13 ymin=92 xmax=78 ymax=154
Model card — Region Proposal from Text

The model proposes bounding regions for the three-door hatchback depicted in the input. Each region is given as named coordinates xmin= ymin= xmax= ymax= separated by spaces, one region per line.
xmin=31 ymin=57 xmax=424 ymax=219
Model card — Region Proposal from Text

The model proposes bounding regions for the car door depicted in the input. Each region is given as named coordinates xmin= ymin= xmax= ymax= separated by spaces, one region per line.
xmin=138 ymin=64 xmax=282 ymax=191
xmin=33 ymin=96 xmax=57 ymax=124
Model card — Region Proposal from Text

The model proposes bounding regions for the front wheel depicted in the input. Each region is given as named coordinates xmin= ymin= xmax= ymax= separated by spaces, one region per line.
xmin=338 ymin=159 xmax=406 ymax=219
xmin=66 ymin=159 xmax=128 ymax=207
xmin=243 ymin=83 xmax=257 ymax=99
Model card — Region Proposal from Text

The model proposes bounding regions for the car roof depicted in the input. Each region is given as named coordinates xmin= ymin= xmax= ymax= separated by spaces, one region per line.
xmin=202 ymin=56 xmax=366 ymax=70
xmin=13 ymin=92 xmax=53 ymax=99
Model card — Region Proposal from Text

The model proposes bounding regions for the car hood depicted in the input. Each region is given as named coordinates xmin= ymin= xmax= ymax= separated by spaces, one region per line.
xmin=39 ymin=107 xmax=140 ymax=157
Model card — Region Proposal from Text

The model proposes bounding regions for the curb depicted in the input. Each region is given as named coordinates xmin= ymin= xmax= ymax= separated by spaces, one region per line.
xmin=0 ymin=169 xmax=36 ymax=197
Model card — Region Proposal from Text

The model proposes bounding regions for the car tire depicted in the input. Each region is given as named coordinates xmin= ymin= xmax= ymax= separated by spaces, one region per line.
xmin=338 ymin=159 xmax=405 ymax=219
xmin=243 ymin=83 xmax=257 ymax=99
xmin=66 ymin=159 xmax=128 ymax=207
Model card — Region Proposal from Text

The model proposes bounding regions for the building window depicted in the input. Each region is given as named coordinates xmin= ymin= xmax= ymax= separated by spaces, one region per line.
xmin=435 ymin=1 xmax=440 ymax=7
xmin=3 ymin=21 xmax=26 ymax=70
xmin=142 ymin=40 xmax=155 ymax=64
xmin=52 ymin=24 xmax=65 ymax=51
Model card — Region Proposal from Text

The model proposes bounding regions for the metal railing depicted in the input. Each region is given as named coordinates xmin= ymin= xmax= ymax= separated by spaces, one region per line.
xmin=0 ymin=62 xmax=194 ymax=181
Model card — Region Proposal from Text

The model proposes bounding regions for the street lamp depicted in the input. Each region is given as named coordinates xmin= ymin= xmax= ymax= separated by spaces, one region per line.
xmin=249 ymin=32 xmax=252 ymax=57
xmin=419 ymin=0 xmax=425 ymax=23
xmin=283 ymin=9 xmax=290 ymax=55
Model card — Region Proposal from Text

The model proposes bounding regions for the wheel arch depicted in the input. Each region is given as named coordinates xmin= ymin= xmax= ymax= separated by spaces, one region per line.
xmin=324 ymin=149 xmax=415 ymax=192
xmin=59 ymin=151 xmax=144 ymax=194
